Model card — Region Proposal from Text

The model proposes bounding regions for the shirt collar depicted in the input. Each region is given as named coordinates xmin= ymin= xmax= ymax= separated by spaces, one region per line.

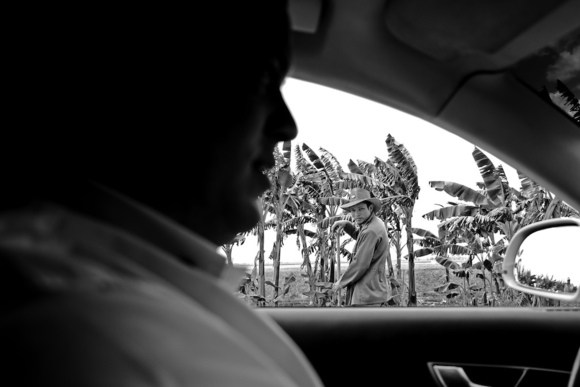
xmin=85 ymin=182 xmax=247 ymax=287
xmin=357 ymin=213 xmax=375 ymax=229
xmin=0 ymin=182 xmax=246 ymax=290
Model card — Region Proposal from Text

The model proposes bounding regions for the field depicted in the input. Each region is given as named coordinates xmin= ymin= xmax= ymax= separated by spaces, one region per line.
xmin=239 ymin=263 xmax=471 ymax=307
xmin=235 ymin=263 xmax=580 ymax=308
xmin=237 ymin=263 xmax=474 ymax=307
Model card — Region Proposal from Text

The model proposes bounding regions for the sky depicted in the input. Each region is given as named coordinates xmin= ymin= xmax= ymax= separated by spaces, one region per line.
xmin=229 ymin=77 xmax=522 ymax=266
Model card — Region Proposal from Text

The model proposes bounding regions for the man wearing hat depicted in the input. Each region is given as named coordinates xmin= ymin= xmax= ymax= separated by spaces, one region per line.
xmin=331 ymin=188 xmax=390 ymax=306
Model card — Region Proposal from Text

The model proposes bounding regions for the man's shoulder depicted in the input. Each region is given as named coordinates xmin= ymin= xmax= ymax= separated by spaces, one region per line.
xmin=360 ymin=217 xmax=387 ymax=238
xmin=367 ymin=216 xmax=386 ymax=230
xmin=1 ymin=273 xmax=308 ymax=387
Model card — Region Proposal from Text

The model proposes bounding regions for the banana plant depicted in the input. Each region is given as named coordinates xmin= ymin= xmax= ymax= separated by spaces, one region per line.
xmin=422 ymin=148 xmax=550 ymax=306
xmin=423 ymin=148 xmax=518 ymax=251
xmin=244 ymin=195 xmax=275 ymax=305
xmin=292 ymin=144 xmax=348 ymax=305
xmin=425 ymin=148 xmax=578 ymax=295
xmin=411 ymin=228 xmax=467 ymax=278
xmin=384 ymin=134 xmax=421 ymax=306
xmin=372 ymin=158 xmax=412 ymax=281
xmin=268 ymin=142 xmax=297 ymax=303
xmin=280 ymin=174 xmax=320 ymax=304
xmin=221 ymin=233 xmax=246 ymax=266
xmin=515 ymin=169 xmax=579 ymax=225
xmin=318 ymin=196 xmax=351 ymax=306
xmin=243 ymin=144 xmax=294 ymax=305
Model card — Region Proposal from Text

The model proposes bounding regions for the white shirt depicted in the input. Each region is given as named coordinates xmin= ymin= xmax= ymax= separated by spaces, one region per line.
xmin=0 ymin=187 xmax=323 ymax=387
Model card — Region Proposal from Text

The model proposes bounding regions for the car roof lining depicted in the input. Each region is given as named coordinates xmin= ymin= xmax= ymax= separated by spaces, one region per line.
xmin=289 ymin=0 xmax=579 ymax=119
xmin=289 ymin=0 xmax=464 ymax=121
xmin=383 ymin=0 xmax=569 ymax=62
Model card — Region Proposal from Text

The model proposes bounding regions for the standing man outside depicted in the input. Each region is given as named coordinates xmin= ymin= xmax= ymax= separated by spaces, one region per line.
xmin=331 ymin=188 xmax=390 ymax=306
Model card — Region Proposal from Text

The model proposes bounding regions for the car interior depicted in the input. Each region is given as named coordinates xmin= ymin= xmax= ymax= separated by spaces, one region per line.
xmin=256 ymin=1 xmax=580 ymax=386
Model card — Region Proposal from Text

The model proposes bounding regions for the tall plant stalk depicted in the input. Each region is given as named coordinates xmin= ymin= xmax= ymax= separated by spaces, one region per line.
xmin=335 ymin=232 xmax=342 ymax=306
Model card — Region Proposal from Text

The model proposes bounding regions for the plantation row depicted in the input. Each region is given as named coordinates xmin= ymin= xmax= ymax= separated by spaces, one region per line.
xmin=223 ymin=134 xmax=579 ymax=307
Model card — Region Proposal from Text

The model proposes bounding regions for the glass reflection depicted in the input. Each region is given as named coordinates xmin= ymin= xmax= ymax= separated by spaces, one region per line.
xmin=512 ymin=27 xmax=579 ymax=126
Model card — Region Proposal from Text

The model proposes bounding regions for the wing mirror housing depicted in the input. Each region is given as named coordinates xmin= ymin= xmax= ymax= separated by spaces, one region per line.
xmin=503 ymin=217 xmax=580 ymax=302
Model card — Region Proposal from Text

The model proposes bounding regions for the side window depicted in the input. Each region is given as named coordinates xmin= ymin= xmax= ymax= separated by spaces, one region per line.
xmin=225 ymin=78 xmax=579 ymax=308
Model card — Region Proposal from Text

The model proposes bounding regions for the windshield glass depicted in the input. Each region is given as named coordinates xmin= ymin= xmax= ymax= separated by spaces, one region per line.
xmin=511 ymin=27 xmax=579 ymax=125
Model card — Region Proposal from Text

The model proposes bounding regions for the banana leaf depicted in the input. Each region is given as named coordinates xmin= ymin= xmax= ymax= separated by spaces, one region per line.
xmin=517 ymin=170 xmax=540 ymax=198
xmin=282 ymin=216 xmax=316 ymax=231
xmin=265 ymin=280 xmax=279 ymax=289
xmin=496 ymin=164 xmax=512 ymax=201
xmin=357 ymin=159 xmax=376 ymax=175
xmin=428 ymin=181 xmax=491 ymax=206
xmin=381 ymin=195 xmax=413 ymax=207
xmin=319 ymin=196 xmax=350 ymax=207
xmin=320 ymin=147 xmax=344 ymax=174
xmin=446 ymin=244 xmax=471 ymax=256
xmin=339 ymin=171 xmax=387 ymax=188
xmin=318 ymin=214 xmax=348 ymax=229
xmin=423 ymin=204 xmax=479 ymax=221
xmin=386 ymin=134 xmax=420 ymax=200
xmin=472 ymin=147 xmax=504 ymax=205
xmin=435 ymin=256 xmax=460 ymax=270
xmin=414 ymin=248 xmax=434 ymax=258
xmin=320 ymin=153 xmax=341 ymax=182
xmin=295 ymin=144 xmax=318 ymax=175
xmin=374 ymin=157 xmax=402 ymax=183
xmin=281 ymin=193 xmax=300 ymax=212
xmin=340 ymin=246 xmax=353 ymax=261
xmin=411 ymin=227 xmax=437 ymax=239
xmin=347 ymin=159 xmax=364 ymax=174
xmin=433 ymin=282 xmax=460 ymax=292
xmin=302 ymin=143 xmax=325 ymax=170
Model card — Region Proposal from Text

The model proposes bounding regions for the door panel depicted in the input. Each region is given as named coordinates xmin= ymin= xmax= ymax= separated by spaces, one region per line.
xmin=260 ymin=308 xmax=580 ymax=386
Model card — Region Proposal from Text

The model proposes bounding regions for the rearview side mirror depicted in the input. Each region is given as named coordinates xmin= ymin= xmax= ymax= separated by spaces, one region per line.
xmin=503 ymin=218 xmax=580 ymax=303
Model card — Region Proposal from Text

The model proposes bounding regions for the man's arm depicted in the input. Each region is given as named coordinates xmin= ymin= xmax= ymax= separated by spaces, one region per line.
xmin=331 ymin=220 xmax=358 ymax=239
xmin=335 ymin=230 xmax=379 ymax=289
